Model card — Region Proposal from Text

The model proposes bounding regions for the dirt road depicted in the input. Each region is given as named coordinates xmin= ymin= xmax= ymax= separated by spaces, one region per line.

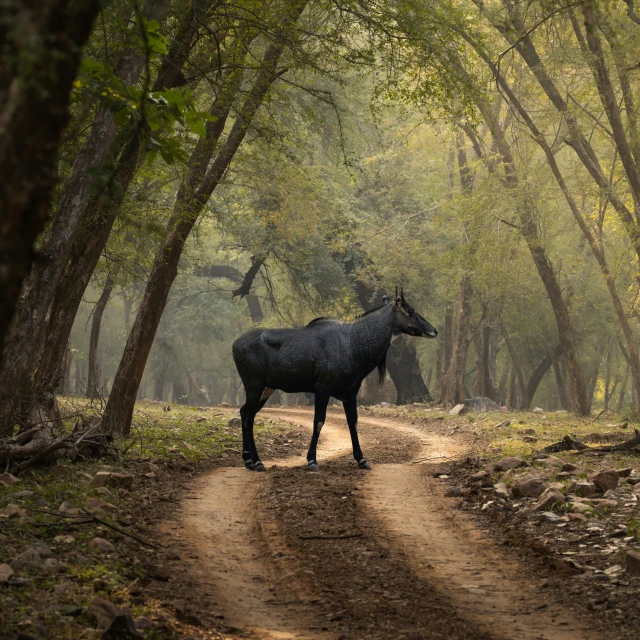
xmin=178 ymin=408 xmax=610 ymax=640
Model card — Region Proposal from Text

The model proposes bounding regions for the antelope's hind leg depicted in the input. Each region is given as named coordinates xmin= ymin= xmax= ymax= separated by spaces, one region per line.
xmin=306 ymin=393 xmax=329 ymax=471
xmin=344 ymin=396 xmax=371 ymax=470
xmin=241 ymin=388 xmax=273 ymax=471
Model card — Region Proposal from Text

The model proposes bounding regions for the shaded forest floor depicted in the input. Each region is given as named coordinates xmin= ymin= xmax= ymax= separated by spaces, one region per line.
xmin=3 ymin=400 xmax=640 ymax=639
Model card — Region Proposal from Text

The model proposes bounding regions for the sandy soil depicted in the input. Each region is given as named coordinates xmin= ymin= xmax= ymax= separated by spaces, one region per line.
xmin=173 ymin=407 xmax=613 ymax=640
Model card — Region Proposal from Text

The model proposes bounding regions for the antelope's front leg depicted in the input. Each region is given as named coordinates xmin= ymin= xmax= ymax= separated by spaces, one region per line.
xmin=343 ymin=396 xmax=371 ymax=470
xmin=307 ymin=393 xmax=329 ymax=471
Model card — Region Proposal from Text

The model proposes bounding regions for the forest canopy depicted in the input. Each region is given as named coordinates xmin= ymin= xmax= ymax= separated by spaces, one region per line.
xmin=2 ymin=0 xmax=640 ymax=456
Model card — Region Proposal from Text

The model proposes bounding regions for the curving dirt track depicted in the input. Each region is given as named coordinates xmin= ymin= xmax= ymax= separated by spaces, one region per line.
xmin=177 ymin=408 xmax=611 ymax=640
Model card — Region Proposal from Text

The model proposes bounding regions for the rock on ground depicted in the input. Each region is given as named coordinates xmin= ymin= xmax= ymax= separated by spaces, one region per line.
xmin=88 ymin=537 xmax=116 ymax=553
xmin=494 ymin=457 xmax=527 ymax=472
xmin=534 ymin=488 xmax=565 ymax=511
xmin=511 ymin=476 xmax=546 ymax=498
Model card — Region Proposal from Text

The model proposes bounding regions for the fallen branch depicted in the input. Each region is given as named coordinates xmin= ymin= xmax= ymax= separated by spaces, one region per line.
xmin=80 ymin=508 xmax=157 ymax=548
xmin=542 ymin=435 xmax=588 ymax=453
xmin=591 ymin=409 xmax=605 ymax=422
xmin=576 ymin=428 xmax=640 ymax=454
xmin=298 ymin=532 xmax=363 ymax=540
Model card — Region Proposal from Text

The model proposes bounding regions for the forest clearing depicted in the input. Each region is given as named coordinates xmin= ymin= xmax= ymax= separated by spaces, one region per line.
xmin=4 ymin=0 xmax=640 ymax=637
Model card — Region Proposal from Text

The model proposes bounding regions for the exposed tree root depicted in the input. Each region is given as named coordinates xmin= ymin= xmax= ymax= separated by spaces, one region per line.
xmin=541 ymin=429 xmax=640 ymax=455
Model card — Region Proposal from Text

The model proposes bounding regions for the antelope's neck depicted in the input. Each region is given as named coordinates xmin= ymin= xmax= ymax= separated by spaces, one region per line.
xmin=349 ymin=308 xmax=394 ymax=372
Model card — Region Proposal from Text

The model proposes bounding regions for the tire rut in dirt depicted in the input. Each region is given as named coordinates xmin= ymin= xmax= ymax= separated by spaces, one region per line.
xmin=262 ymin=457 xmax=491 ymax=640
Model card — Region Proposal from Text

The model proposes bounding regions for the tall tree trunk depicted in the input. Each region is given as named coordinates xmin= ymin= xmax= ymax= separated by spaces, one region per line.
xmin=472 ymin=331 xmax=484 ymax=397
xmin=0 ymin=0 xmax=169 ymax=433
xmin=386 ymin=336 xmax=432 ymax=404
xmin=553 ymin=354 xmax=569 ymax=410
xmin=103 ymin=2 xmax=308 ymax=435
xmin=466 ymin=39 xmax=640 ymax=412
xmin=441 ymin=278 xmax=473 ymax=406
xmin=527 ymin=344 xmax=563 ymax=409
xmin=619 ymin=365 xmax=630 ymax=411
xmin=87 ymin=274 xmax=115 ymax=399
xmin=481 ymin=326 xmax=497 ymax=400
xmin=507 ymin=361 xmax=518 ymax=409
xmin=461 ymin=63 xmax=590 ymax=414
xmin=0 ymin=0 xmax=101 ymax=371
xmin=35 ymin=6 xmax=218 ymax=394
xmin=604 ymin=343 xmax=612 ymax=411
xmin=153 ymin=373 xmax=165 ymax=402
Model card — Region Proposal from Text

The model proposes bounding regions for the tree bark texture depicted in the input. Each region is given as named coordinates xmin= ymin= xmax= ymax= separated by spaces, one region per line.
xmin=34 ymin=4 xmax=216 ymax=398
xmin=0 ymin=0 xmax=101 ymax=373
xmin=0 ymin=0 xmax=170 ymax=434
xmin=440 ymin=276 xmax=473 ymax=405
xmin=103 ymin=1 xmax=308 ymax=435
xmin=462 ymin=60 xmax=591 ymax=415
xmin=87 ymin=274 xmax=115 ymax=399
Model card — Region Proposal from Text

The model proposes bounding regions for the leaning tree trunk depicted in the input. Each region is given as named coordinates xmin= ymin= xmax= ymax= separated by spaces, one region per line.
xmin=440 ymin=276 xmax=473 ymax=406
xmin=464 ymin=66 xmax=591 ymax=414
xmin=103 ymin=2 xmax=308 ymax=435
xmin=0 ymin=0 xmax=170 ymax=435
xmin=87 ymin=274 xmax=115 ymax=399
xmin=34 ymin=3 xmax=214 ymax=397
xmin=0 ymin=0 xmax=101 ymax=376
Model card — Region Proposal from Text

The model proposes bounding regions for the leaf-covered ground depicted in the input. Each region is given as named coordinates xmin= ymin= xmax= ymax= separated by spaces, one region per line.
xmin=0 ymin=400 xmax=306 ymax=640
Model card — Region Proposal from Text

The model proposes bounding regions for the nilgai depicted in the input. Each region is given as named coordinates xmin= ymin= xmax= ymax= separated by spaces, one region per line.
xmin=232 ymin=289 xmax=437 ymax=471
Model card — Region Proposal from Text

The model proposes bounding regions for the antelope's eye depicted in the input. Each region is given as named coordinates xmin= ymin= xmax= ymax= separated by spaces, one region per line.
xmin=408 ymin=309 xmax=414 ymax=316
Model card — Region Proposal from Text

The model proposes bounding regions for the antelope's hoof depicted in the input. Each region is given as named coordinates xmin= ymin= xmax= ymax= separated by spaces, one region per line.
xmin=307 ymin=461 xmax=319 ymax=472
xmin=245 ymin=461 xmax=256 ymax=471
xmin=358 ymin=459 xmax=372 ymax=470
xmin=254 ymin=461 xmax=266 ymax=472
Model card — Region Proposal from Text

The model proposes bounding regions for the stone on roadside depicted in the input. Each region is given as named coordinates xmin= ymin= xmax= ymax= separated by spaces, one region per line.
xmin=87 ymin=597 xmax=142 ymax=638
xmin=569 ymin=501 xmax=593 ymax=515
xmin=11 ymin=548 xmax=40 ymax=571
xmin=561 ymin=463 xmax=582 ymax=474
xmin=591 ymin=470 xmax=619 ymax=493
xmin=593 ymin=499 xmax=618 ymax=515
xmin=495 ymin=457 xmax=527 ymax=472
xmin=449 ymin=403 xmax=468 ymax=416
xmin=0 ymin=563 xmax=14 ymax=582
xmin=534 ymin=487 xmax=565 ymax=511
xmin=603 ymin=490 xmax=620 ymax=500
xmin=43 ymin=558 xmax=60 ymax=572
xmin=32 ymin=543 xmax=53 ymax=558
xmin=0 ymin=473 xmax=19 ymax=485
xmin=627 ymin=550 xmax=640 ymax=574
xmin=88 ymin=471 xmax=134 ymax=490
xmin=574 ymin=482 xmax=598 ymax=498
xmin=618 ymin=467 xmax=634 ymax=478
xmin=523 ymin=435 xmax=538 ymax=443
xmin=93 ymin=577 xmax=108 ymax=592
xmin=469 ymin=470 xmax=489 ymax=482
xmin=85 ymin=497 xmax=116 ymax=512
xmin=444 ymin=487 xmax=463 ymax=498
xmin=432 ymin=464 xmax=452 ymax=477
xmin=494 ymin=482 xmax=509 ymax=498
xmin=228 ymin=417 xmax=242 ymax=428
xmin=567 ymin=512 xmax=588 ymax=522
xmin=532 ymin=455 xmax=564 ymax=468
xmin=538 ymin=511 xmax=564 ymax=523
xmin=88 ymin=537 xmax=116 ymax=553
xmin=1 ymin=504 xmax=25 ymax=518
xmin=511 ymin=476 xmax=546 ymax=498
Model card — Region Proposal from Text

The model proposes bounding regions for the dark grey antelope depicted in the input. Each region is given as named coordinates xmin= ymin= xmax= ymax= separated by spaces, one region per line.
xmin=232 ymin=290 xmax=437 ymax=471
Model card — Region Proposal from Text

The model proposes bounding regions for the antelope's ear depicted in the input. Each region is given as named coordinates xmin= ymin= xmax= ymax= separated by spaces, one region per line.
xmin=393 ymin=296 xmax=402 ymax=309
